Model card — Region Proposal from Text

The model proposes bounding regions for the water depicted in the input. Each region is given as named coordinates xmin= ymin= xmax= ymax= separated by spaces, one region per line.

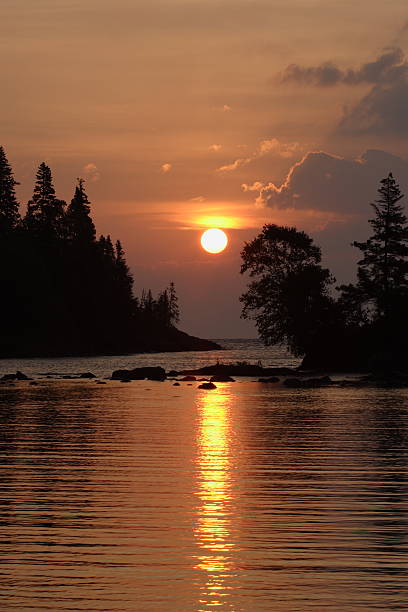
xmin=0 ymin=342 xmax=407 ymax=611
xmin=0 ymin=339 xmax=300 ymax=379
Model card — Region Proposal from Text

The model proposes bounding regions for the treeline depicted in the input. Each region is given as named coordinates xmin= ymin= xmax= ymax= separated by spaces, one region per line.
xmin=0 ymin=147 xmax=181 ymax=357
xmin=240 ymin=173 xmax=408 ymax=372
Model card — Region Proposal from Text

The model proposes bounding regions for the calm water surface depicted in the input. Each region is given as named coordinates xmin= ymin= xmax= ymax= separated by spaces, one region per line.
xmin=0 ymin=345 xmax=407 ymax=610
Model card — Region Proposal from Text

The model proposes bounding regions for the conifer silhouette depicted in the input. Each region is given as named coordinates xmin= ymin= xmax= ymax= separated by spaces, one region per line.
xmin=66 ymin=179 xmax=96 ymax=245
xmin=0 ymin=146 xmax=20 ymax=233
xmin=25 ymin=162 xmax=66 ymax=237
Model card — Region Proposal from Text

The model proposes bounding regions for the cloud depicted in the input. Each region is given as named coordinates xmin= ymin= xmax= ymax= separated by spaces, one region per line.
xmin=217 ymin=157 xmax=252 ymax=173
xmin=278 ymin=47 xmax=408 ymax=87
xmin=209 ymin=144 xmax=222 ymax=152
xmin=277 ymin=46 xmax=408 ymax=137
xmin=216 ymin=138 xmax=300 ymax=173
xmin=190 ymin=196 xmax=207 ymax=202
xmin=160 ymin=163 xmax=172 ymax=173
xmin=222 ymin=104 xmax=232 ymax=112
xmin=338 ymin=80 xmax=408 ymax=135
xmin=243 ymin=149 xmax=408 ymax=213
xmin=83 ymin=163 xmax=100 ymax=182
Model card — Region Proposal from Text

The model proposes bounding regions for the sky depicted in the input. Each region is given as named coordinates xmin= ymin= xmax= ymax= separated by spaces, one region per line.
xmin=2 ymin=0 xmax=408 ymax=338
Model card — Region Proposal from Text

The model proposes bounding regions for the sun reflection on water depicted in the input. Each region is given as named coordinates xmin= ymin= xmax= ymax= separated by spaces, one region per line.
xmin=194 ymin=389 xmax=236 ymax=610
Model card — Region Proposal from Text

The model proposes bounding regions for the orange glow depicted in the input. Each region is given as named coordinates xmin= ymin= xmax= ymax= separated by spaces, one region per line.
xmin=194 ymin=390 xmax=235 ymax=608
xmin=200 ymin=228 xmax=228 ymax=254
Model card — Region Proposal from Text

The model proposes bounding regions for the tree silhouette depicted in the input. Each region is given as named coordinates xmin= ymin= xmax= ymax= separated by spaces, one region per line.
xmin=25 ymin=162 xmax=66 ymax=237
xmin=65 ymin=178 xmax=96 ymax=245
xmin=0 ymin=146 xmax=216 ymax=358
xmin=168 ymin=281 xmax=180 ymax=325
xmin=352 ymin=173 xmax=408 ymax=321
xmin=0 ymin=146 xmax=20 ymax=233
xmin=240 ymin=224 xmax=335 ymax=356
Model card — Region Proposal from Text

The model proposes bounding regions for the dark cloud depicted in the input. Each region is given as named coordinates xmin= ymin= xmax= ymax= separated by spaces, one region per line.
xmin=279 ymin=47 xmax=407 ymax=87
xmin=338 ymin=79 xmax=408 ymax=135
xmin=245 ymin=149 xmax=408 ymax=213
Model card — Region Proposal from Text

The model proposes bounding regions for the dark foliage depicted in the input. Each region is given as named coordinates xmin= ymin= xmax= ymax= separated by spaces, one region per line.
xmin=0 ymin=147 xmax=203 ymax=358
xmin=240 ymin=224 xmax=336 ymax=356
xmin=242 ymin=175 xmax=408 ymax=372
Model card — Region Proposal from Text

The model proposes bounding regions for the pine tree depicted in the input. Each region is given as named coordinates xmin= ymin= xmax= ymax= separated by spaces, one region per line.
xmin=65 ymin=178 xmax=96 ymax=245
xmin=0 ymin=146 xmax=20 ymax=233
xmin=352 ymin=173 xmax=408 ymax=320
xmin=115 ymin=240 xmax=133 ymax=292
xmin=168 ymin=281 xmax=180 ymax=325
xmin=25 ymin=162 xmax=66 ymax=236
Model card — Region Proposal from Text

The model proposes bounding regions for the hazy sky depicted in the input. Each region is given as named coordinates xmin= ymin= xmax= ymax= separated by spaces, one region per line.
xmin=3 ymin=0 xmax=408 ymax=337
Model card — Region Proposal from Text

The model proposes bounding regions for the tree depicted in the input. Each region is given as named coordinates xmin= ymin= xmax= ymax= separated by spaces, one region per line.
xmin=65 ymin=178 xmax=96 ymax=245
xmin=0 ymin=146 xmax=20 ymax=233
xmin=25 ymin=162 xmax=66 ymax=236
xmin=240 ymin=224 xmax=335 ymax=356
xmin=168 ymin=281 xmax=180 ymax=325
xmin=351 ymin=173 xmax=408 ymax=321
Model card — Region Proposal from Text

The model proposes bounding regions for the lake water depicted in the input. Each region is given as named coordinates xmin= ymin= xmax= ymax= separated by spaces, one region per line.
xmin=0 ymin=341 xmax=407 ymax=611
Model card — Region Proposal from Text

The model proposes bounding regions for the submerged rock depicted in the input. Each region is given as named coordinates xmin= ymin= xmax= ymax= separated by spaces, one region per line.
xmin=180 ymin=375 xmax=196 ymax=381
xmin=198 ymin=382 xmax=217 ymax=390
xmin=258 ymin=376 xmax=280 ymax=383
xmin=112 ymin=366 xmax=166 ymax=381
xmin=1 ymin=371 xmax=30 ymax=381
xmin=80 ymin=372 xmax=96 ymax=379
xmin=210 ymin=375 xmax=235 ymax=382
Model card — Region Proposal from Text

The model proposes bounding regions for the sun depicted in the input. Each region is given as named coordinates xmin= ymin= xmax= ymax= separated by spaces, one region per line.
xmin=201 ymin=228 xmax=228 ymax=254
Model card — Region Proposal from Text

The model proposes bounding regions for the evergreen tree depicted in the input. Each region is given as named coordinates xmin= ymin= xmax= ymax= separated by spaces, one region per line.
xmin=0 ymin=146 xmax=20 ymax=233
xmin=168 ymin=281 xmax=180 ymax=325
xmin=352 ymin=173 xmax=408 ymax=320
xmin=25 ymin=162 xmax=66 ymax=236
xmin=65 ymin=178 xmax=96 ymax=245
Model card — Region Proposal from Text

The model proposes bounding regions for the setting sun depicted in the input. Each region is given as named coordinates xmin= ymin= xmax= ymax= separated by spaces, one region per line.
xmin=200 ymin=228 xmax=228 ymax=254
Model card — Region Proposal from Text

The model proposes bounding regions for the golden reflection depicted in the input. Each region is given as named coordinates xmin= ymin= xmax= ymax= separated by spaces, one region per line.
xmin=194 ymin=389 xmax=236 ymax=610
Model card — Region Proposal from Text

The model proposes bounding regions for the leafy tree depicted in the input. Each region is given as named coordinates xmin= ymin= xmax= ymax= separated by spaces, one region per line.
xmin=351 ymin=173 xmax=408 ymax=321
xmin=25 ymin=162 xmax=66 ymax=236
xmin=65 ymin=178 xmax=96 ymax=245
xmin=0 ymin=146 xmax=20 ymax=233
xmin=240 ymin=224 xmax=335 ymax=356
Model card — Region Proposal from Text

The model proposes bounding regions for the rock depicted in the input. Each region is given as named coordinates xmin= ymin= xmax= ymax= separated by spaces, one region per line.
xmin=120 ymin=379 xmax=132 ymax=383
xmin=112 ymin=366 xmax=166 ymax=381
xmin=173 ymin=382 xmax=181 ymax=386
xmin=29 ymin=381 xmax=39 ymax=386
xmin=258 ymin=376 xmax=280 ymax=383
xmin=16 ymin=371 xmax=30 ymax=380
xmin=210 ymin=375 xmax=235 ymax=382
xmin=180 ymin=375 xmax=196 ymax=381
xmin=62 ymin=375 xmax=73 ymax=379
xmin=198 ymin=382 xmax=217 ymax=389
xmin=2 ymin=371 xmax=29 ymax=381
xmin=168 ymin=370 xmax=179 ymax=377
xmin=80 ymin=372 xmax=96 ymax=379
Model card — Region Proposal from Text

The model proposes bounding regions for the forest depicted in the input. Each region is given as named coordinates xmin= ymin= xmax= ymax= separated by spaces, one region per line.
xmin=0 ymin=147 xmax=218 ymax=357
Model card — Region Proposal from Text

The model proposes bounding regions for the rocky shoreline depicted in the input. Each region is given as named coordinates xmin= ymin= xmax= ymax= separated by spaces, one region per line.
xmin=3 ymin=362 xmax=408 ymax=389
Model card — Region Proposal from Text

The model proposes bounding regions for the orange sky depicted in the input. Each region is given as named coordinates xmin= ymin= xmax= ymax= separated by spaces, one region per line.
xmin=3 ymin=0 xmax=408 ymax=336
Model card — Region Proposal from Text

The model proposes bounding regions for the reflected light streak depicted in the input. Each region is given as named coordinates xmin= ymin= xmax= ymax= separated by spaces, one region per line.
xmin=194 ymin=389 xmax=236 ymax=610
